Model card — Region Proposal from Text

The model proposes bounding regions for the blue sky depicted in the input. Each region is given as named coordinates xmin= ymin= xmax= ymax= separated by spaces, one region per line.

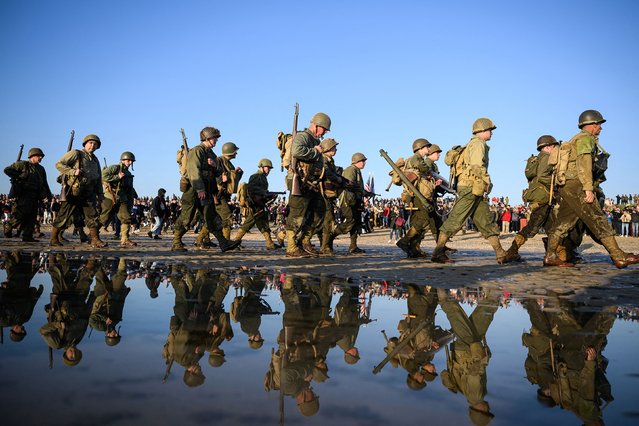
xmin=1 ymin=0 xmax=638 ymax=201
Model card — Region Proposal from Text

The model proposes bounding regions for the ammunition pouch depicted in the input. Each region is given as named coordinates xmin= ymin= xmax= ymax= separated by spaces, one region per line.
xmin=593 ymin=151 xmax=609 ymax=183
xmin=179 ymin=176 xmax=190 ymax=192
xmin=472 ymin=177 xmax=486 ymax=197
xmin=296 ymin=160 xmax=324 ymax=192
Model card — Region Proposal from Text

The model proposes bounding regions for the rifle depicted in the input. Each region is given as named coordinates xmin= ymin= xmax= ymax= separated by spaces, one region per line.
xmin=252 ymin=192 xmax=286 ymax=217
xmin=103 ymin=157 xmax=108 ymax=169
xmin=289 ymin=103 xmax=303 ymax=196
xmin=373 ymin=320 xmax=428 ymax=374
xmin=379 ymin=149 xmax=431 ymax=209
xmin=180 ymin=128 xmax=189 ymax=151
xmin=59 ymin=130 xmax=76 ymax=202
xmin=8 ymin=145 xmax=26 ymax=198
xmin=17 ymin=144 xmax=24 ymax=161
xmin=48 ymin=293 xmax=58 ymax=369
xmin=432 ymin=171 xmax=457 ymax=196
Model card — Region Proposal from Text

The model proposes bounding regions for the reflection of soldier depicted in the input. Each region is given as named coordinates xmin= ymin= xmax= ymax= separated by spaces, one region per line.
xmin=230 ymin=273 xmax=275 ymax=349
xmin=0 ymin=252 xmax=44 ymax=342
xmin=40 ymin=255 xmax=98 ymax=367
xmin=526 ymin=294 xmax=615 ymax=424
xmin=89 ymin=259 xmax=131 ymax=346
xmin=438 ymin=288 xmax=498 ymax=425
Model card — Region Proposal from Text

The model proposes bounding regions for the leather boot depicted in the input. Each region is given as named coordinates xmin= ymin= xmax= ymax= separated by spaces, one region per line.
xmin=488 ymin=236 xmax=510 ymax=264
xmin=89 ymin=227 xmax=108 ymax=248
xmin=397 ymin=227 xmax=419 ymax=257
xmin=276 ymin=231 xmax=285 ymax=247
xmin=76 ymin=227 xmax=88 ymax=243
xmin=431 ymin=233 xmax=453 ymax=263
xmin=50 ymin=227 xmax=63 ymax=246
xmin=543 ymin=235 xmax=573 ymax=267
xmin=172 ymin=227 xmax=188 ymax=252
xmin=409 ymin=233 xmax=428 ymax=258
xmin=3 ymin=222 xmax=12 ymax=238
xmin=504 ymin=234 xmax=525 ymax=262
xmin=601 ymin=236 xmax=639 ymax=268
xmin=234 ymin=228 xmax=247 ymax=243
xmin=286 ymin=229 xmax=308 ymax=257
xmin=262 ymin=231 xmax=279 ymax=250
xmin=120 ymin=223 xmax=138 ymax=247
xmin=301 ymin=234 xmax=319 ymax=256
xmin=213 ymin=230 xmax=242 ymax=252
xmin=222 ymin=227 xmax=231 ymax=240
xmin=319 ymin=233 xmax=333 ymax=255
xmin=348 ymin=234 xmax=365 ymax=254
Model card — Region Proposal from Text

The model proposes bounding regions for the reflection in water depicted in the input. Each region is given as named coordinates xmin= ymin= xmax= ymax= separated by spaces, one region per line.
xmin=1 ymin=251 xmax=638 ymax=425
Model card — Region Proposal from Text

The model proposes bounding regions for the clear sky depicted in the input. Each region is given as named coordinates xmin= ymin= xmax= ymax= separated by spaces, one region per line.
xmin=1 ymin=0 xmax=638 ymax=201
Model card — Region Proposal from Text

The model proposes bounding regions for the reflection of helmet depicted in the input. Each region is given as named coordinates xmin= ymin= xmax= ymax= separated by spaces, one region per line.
xmin=83 ymin=134 xmax=101 ymax=149
xmin=311 ymin=112 xmax=331 ymax=131
xmin=9 ymin=328 xmax=26 ymax=342
xmin=351 ymin=152 xmax=367 ymax=164
xmin=28 ymin=148 xmax=45 ymax=158
xmin=222 ymin=142 xmax=239 ymax=155
xmin=62 ymin=348 xmax=83 ymax=367
xmin=320 ymin=138 xmax=338 ymax=152
xmin=344 ymin=350 xmax=360 ymax=365
xmin=468 ymin=404 xmax=494 ymax=426
xmin=183 ymin=370 xmax=206 ymax=388
xmin=120 ymin=151 xmax=136 ymax=161
xmin=578 ymin=109 xmax=606 ymax=128
xmin=105 ymin=335 xmax=121 ymax=346
xmin=258 ymin=158 xmax=274 ymax=168
xmin=412 ymin=138 xmax=431 ymax=153
xmin=407 ymin=374 xmax=427 ymax=391
xmin=297 ymin=394 xmax=320 ymax=417
xmin=248 ymin=338 xmax=264 ymax=350
xmin=200 ymin=126 xmax=221 ymax=141
xmin=208 ymin=351 xmax=226 ymax=367
xmin=536 ymin=135 xmax=559 ymax=151
xmin=472 ymin=118 xmax=497 ymax=134
xmin=427 ymin=144 xmax=442 ymax=155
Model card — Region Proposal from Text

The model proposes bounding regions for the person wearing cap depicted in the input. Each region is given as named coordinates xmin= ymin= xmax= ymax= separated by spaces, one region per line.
xmin=3 ymin=147 xmax=52 ymax=242
xmin=216 ymin=142 xmax=243 ymax=240
xmin=149 ymin=188 xmax=167 ymax=240
xmin=100 ymin=152 xmax=139 ymax=247
xmin=51 ymin=134 xmax=107 ymax=248
xmin=327 ymin=152 xmax=368 ymax=254
xmin=233 ymin=158 xmax=282 ymax=250
xmin=285 ymin=112 xmax=332 ymax=257
xmin=543 ymin=110 xmax=639 ymax=269
xmin=503 ymin=135 xmax=560 ymax=262
xmin=396 ymin=138 xmax=438 ymax=258
xmin=432 ymin=119 xmax=513 ymax=264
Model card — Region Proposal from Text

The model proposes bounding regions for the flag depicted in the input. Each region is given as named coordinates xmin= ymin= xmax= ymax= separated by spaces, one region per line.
xmin=365 ymin=173 xmax=375 ymax=195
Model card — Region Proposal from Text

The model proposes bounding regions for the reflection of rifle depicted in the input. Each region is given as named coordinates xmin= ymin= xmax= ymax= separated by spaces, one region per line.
xmin=48 ymin=293 xmax=58 ymax=369
xmin=373 ymin=320 xmax=427 ymax=374
xmin=379 ymin=149 xmax=431 ymax=209
xmin=290 ymin=103 xmax=302 ymax=196
xmin=17 ymin=144 xmax=24 ymax=161
xmin=162 ymin=358 xmax=174 ymax=384
xmin=59 ymin=130 xmax=76 ymax=202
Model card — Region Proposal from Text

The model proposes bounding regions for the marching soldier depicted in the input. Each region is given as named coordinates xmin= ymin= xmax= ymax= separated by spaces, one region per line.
xmin=100 ymin=152 xmax=139 ymax=247
xmin=328 ymin=152 xmax=369 ymax=254
xmin=233 ymin=158 xmax=282 ymax=250
xmin=285 ymin=112 xmax=331 ymax=257
xmin=432 ymin=119 xmax=513 ymax=264
xmin=216 ymin=142 xmax=243 ymax=239
xmin=543 ymin=110 xmax=639 ymax=268
xmin=51 ymin=134 xmax=107 ymax=248
xmin=504 ymin=136 xmax=560 ymax=261
xmin=171 ymin=126 xmax=241 ymax=252
xmin=3 ymin=148 xmax=52 ymax=241
xmin=396 ymin=138 xmax=437 ymax=258
xmin=317 ymin=138 xmax=349 ymax=255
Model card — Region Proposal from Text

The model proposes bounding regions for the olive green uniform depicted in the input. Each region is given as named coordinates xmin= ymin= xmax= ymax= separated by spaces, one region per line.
xmin=3 ymin=159 xmax=51 ymax=240
xmin=332 ymin=164 xmax=365 ymax=251
xmin=319 ymin=155 xmax=345 ymax=253
xmin=216 ymin=155 xmax=242 ymax=239
xmin=423 ymin=157 xmax=444 ymax=238
xmin=235 ymin=168 xmax=279 ymax=248
xmin=89 ymin=261 xmax=131 ymax=337
xmin=0 ymin=252 xmax=44 ymax=337
xmin=53 ymin=149 xmax=103 ymax=230
xmin=286 ymin=129 xmax=326 ymax=254
xmin=100 ymin=162 xmax=138 ymax=243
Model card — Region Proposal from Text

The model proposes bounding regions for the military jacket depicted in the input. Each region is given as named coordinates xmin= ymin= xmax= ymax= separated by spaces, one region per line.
xmin=524 ymin=151 xmax=554 ymax=204
xmin=405 ymin=152 xmax=436 ymax=200
xmin=424 ymin=158 xmax=440 ymax=175
xmin=216 ymin=156 xmax=242 ymax=198
xmin=247 ymin=169 xmax=269 ymax=202
xmin=458 ymin=136 xmax=490 ymax=188
xmin=4 ymin=160 xmax=52 ymax=199
xmin=339 ymin=164 xmax=364 ymax=206
xmin=563 ymin=130 xmax=600 ymax=192
xmin=101 ymin=163 xmax=137 ymax=203
xmin=186 ymin=144 xmax=218 ymax=194
xmin=56 ymin=149 xmax=103 ymax=197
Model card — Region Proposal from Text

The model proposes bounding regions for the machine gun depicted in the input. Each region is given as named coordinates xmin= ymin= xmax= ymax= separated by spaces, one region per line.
xmin=379 ymin=149 xmax=431 ymax=209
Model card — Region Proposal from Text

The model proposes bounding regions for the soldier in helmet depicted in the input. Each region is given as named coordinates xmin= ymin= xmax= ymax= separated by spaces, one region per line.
xmin=171 ymin=126 xmax=241 ymax=252
xmin=233 ymin=158 xmax=282 ymax=250
xmin=504 ymin=136 xmax=560 ymax=261
xmin=285 ymin=112 xmax=331 ymax=257
xmin=51 ymin=134 xmax=107 ymax=248
xmin=432 ymin=119 xmax=514 ymax=264
xmin=3 ymin=147 xmax=52 ymax=241
xmin=396 ymin=138 xmax=438 ymax=258
xmin=216 ymin=142 xmax=243 ymax=239
xmin=543 ymin=110 xmax=639 ymax=268
xmin=100 ymin=151 xmax=139 ymax=247
xmin=89 ymin=260 xmax=131 ymax=346
xmin=327 ymin=152 xmax=369 ymax=254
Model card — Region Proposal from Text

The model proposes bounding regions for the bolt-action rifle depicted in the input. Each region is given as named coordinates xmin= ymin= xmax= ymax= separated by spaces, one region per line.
xmin=58 ymin=130 xmax=75 ymax=202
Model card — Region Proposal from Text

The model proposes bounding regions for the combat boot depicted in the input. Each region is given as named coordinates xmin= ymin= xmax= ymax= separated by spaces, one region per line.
xmin=286 ymin=229 xmax=308 ymax=257
xmin=3 ymin=222 xmax=12 ymax=238
xmin=503 ymin=234 xmax=525 ymax=263
xmin=120 ymin=223 xmax=138 ymax=247
xmin=213 ymin=230 xmax=242 ymax=252
xmin=348 ymin=234 xmax=365 ymax=254
xmin=319 ymin=233 xmax=334 ymax=255
xmin=78 ymin=227 xmax=89 ymax=243
xmin=262 ymin=231 xmax=280 ymax=250
xmin=276 ymin=231 xmax=285 ymax=247
xmin=543 ymin=235 xmax=573 ymax=267
xmin=397 ymin=227 xmax=419 ymax=258
xmin=222 ymin=227 xmax=231 ymax=240
xmin=601 ymin=236 xmax=639 ymax=269
xmin=301 ymin=235 xmax=319 ymax=256
xmin=409 ymin=236 xmax=428 ymax=258
xmin=488 ymin=236 xmax=510 ymax=264
xmin=89 ymin=227 xmax=108 ymax=248
xmin=22 ymin=233 xmax=39 ymax=242
xmin=234 ymin=228 xmax=247 ymax=243
xmin=59 ymin=230 xmax=70 ymax=242
xmin=431 ymin=233 xmax=454 ymax=264
xmin=171 ymin=228 xmax=188 ymax=252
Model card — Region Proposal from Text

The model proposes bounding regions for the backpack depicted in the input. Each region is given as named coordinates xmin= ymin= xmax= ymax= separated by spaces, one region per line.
xmin=276 ymin=131 xmax=293 ymax=171
xmin=176 ymin=147 xmax=189 ymax=177
xmin=236 ymin=182 xmax=249 ymax=208
xmin=524 ymin=154 xmax=538 ymax=182
xmin=444 ymin=145 xmax=466 ymax=190
xmin=388 ymin=157 xmax=406 ymax=186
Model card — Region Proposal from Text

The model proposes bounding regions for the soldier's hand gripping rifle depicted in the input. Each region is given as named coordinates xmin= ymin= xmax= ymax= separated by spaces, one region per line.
xmin=59 ymin=130 xmax=76 ymax=202
xmin=431 ymin=171 xmax=457 ymax=196
xmin=379 ymin=149 xmax=431 ymax=209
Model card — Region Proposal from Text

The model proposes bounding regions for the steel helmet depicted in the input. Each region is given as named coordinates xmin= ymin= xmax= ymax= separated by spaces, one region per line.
xmin=120 ymin=151 xmax=136 ymax=161
xmin=222 ymin=142 xmax=239 ymax=155
xmin=412 ymin=138 xmax=431 ymax=153
xmin=472 ymin=118 xmax=497 ymax=134
xmin=28 ymin=147 xmax=45 ymax=158
xmin=536 ymin=135 xmax=559 ymax=151
xmin=578 ymin=110 xmax=606 ymax=128
xmin=82 ymin=134 xmax=101 ymax=149
xmin=258 ymin=158 xmax=274 ymax=168
xmin=311 ymin=112 xmax=331 ymax=131
xmin=200 ymin=126 xmax=221 ymax=141
xmin=351 ymin=152 xmax=367 ymax=164
xmin=320 ymin=138 xmax=339 ymax=152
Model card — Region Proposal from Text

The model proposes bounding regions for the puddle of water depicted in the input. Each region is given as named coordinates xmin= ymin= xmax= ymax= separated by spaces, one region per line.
xmin=1 ymin=251 xmax=638 ymax=426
